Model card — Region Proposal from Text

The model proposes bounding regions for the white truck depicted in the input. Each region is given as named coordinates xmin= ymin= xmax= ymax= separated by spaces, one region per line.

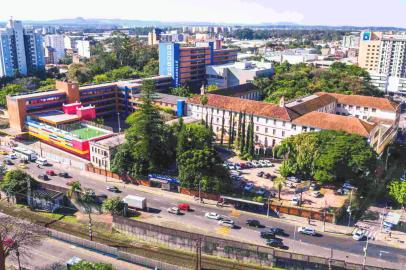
xmin=122 ymin=195 xmax=147 ymax=210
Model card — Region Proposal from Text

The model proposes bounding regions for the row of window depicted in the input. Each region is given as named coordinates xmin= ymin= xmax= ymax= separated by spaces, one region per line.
xmin=91 ymin=146 xmax=108 ymax=157
xmin=337 ymin=104 xmax=377 ymax=112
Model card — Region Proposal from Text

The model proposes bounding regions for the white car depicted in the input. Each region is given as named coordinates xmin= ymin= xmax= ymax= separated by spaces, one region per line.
xmin=205 ymin=212 xmax=221 ymax=220
xmin=264 ymin=160 xmax=273 ymax=167
xmin=291 ymin=196 xmax=300 ymax=206
xmin=251 ymin=160 xmax=261 ymax=168
xmin=8 ymin=154 xmax=17 ymax=160
xmin=218 ymin=219 xmax=235 ymax=228
xmin=298 ymin=227 xmax=316 ymax=236
xmin=352 ymin=230 xmax=365 ymax=241
xmin=312 ymin=191 xmax=322 ymax=198
xmin=259 ymin=160 xmax=268 ymax=167
xmin=343 ymin=182 xmax=354 ymax=190
xmin=167 ymin=207 xmax=181 ymax=215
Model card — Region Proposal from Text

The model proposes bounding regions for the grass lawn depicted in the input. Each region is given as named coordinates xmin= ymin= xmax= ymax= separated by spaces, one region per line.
xmin=71 ymin=126 xmax=106 ymax=140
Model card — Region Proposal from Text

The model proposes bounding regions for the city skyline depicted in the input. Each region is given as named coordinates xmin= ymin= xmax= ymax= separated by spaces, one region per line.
xmin=1 ymin=0 xmax=406 ymax=27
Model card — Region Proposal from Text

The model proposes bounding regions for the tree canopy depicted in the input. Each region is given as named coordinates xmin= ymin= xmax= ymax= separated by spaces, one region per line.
xmin=276 ymin=131 xmax=377 ymax=188
xmin=388 ymin=180 xmax=406 ymax=206
xmin=255 ymin=62 xmax=383 ymax=104
xmin=70 ymin=260 xmax=115 ymax=270
xmin=0 ymin=170 xmax=37 ymax=196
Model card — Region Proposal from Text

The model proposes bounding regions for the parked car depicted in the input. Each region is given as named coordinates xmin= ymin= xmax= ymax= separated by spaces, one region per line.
xmin=0 ymin=150 xmax=8 ymax=155
xmin=38 ymin=174 xmax=49 ymax=181
xmin=167 ymin=207 xmax=181 ymax=215
xmin=246 ymin=219 xmax=261 ymax=227
xmin=286 ymin=182 xmax=295 ymax=189
xmin=228 ymin=165 xmax=236 ymax=170
xmin=310 ymin=182 xmax=320 ymax=191
xmin=107 ymin=186 xmax=120 ymax=193
xmin=343 ymin=182 xmax=355 ymax=190
xmin=256 ymin=187 xmax=266 ymax=196
xmin=256 ymin=171 xmax=265 ymax=177
xmin=251 ymin=160 xmax=261 ymax=168
xmin=3 ymin=159 xmax=13 ymax=165
xmin=244 ymin=183 xmax=254 ymax=192
xmin=260 ymin=231 xmax=276 ymax=239
xmin=46 ymin=170 xmax=56 ymax=176
xmin=205 ymin=212 xmax=221 ymax=220
xmin=291 ymin=196 xmax=300 ymax=206
xmin=266 ymin=239 xmax=284 ymax=248
xmin=269 ymin=227 xmax=286 ymax=236
xmin=352 ymin=230 xmax=365 ymax=241
xmin=298 ymin=227 xmax=316 ymax=236
xmin=58 ymin=172 xmax=70 ymax=178
xmin=287 ymin=176 xmax=301 ymax=183
xmin=8 ymin=154 xmax=17 ymax=160
xmin=312 ymin=191 xmax=322 ymax=198
xmin=264 ymin=173 xmax=272 ymax=179
xmin=218 ymin=219 xmax=235 ymax=228
xmin=17 ymin=163 xmax=27 ymax=169
xmin=259 ymin=160 xmax=268 ymax=167
xmin=234 ymin=164 xmax=241 ymax=170
xmin=245 ymin=162 xmax=253 ymax=168
xmin=230 ymin=170 xmax=242 ymax=176
xmin=264 ymin=160 xmax=273 ymax=167
xmin=178 ymin=203 xmax=190 ymax=211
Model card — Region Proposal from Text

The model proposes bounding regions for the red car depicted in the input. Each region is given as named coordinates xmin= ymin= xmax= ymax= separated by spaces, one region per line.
xmin=178 ymin=203 xmax=191 ymax=211
xmin=46 ymin=170 xmax=56 ymax=176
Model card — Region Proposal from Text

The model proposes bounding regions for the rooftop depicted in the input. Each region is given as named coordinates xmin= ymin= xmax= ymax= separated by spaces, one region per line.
xmin=210 ymin=83 xmax=261 ymax=97
xmin=91 ymin=133 xmax=125 ymax=148
xmin=34 ymin=111 xmax=80 ymax=125
xmin=292 ymin=111 xmax=376 ymax=137
xmin=286 ymin=94 xmax=336 ymax=115
xmin=133 ymin=92 xmax=186 ymax=105
xmin=315 ymin=92 xmax=399 ymax=112
xmin=188 ymin=94 xmax=300 ymax=121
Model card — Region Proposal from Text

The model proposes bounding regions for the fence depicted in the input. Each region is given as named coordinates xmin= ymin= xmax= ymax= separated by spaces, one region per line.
xmin=112 ymin=216 xmax=397 ymax=270
xmin=270 ymin=203 xmax=336 ymax=223
xmin=49 ymin=229 xmax=188 ymax=270
xmin=42 ymin=151 xmax=86 ymax=170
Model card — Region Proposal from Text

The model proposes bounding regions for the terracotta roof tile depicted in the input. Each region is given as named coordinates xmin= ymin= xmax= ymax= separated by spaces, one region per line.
xmin=315 ymin=92 xmax=399 ymax=112
xmin=187 ymin=94 xmax=300 ymax=121
xmin=292 ymin=111 xmax=376 ymax=137
xmin=287 ymin=94 xmax=336 ymax=115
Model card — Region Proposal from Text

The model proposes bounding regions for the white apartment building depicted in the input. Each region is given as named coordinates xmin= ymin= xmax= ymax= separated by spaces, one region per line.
xmin=187 ymin=92 xmax=399 ymax=154
xmin=378 ymin=34 xmax=406 ymax=78
xmin=76 ymin=40 xmax=90 ymax=58
xmin=44 ymin=34 xmax=65 ymax=63
xmin=206 ymin=61 xmax=274 ymax=89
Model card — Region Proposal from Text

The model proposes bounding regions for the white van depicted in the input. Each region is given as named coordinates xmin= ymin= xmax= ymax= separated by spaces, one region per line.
xmin=35 ymin=157 xmax=48 ymax=166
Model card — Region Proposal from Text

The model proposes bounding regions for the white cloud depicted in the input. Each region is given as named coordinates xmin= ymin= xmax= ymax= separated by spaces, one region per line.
xmin=1 ymin=0 xmax=304 ymax=24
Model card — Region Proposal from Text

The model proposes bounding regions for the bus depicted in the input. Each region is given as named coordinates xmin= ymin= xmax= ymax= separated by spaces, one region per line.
xmin=12 ymin=147 xmax=37 ymax=161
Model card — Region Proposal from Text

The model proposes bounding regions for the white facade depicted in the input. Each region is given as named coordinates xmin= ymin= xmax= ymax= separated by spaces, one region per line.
xmin=6 ymin=19 xmax=27 ymax=75
xmin=206 ymin=61 xmax=274 ymax=89
xmin=76 ymin=40 xmax=90 ymax=58
xmin=44 ymin=34 xmax=65 ymax=63
xmin=378 ymin=35 xmax=406 ymax=78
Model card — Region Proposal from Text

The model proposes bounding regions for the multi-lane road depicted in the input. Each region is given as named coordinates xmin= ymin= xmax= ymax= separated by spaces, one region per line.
xmin=1 ymin=154 xmax=405 ymax=269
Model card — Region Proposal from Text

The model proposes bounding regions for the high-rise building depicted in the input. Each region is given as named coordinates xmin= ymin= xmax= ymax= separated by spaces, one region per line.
xmin=357 ymin=32 xmax=382 ymax=73
xmin=76 ymin=40 xmax=91 ymax=58
xmin=342 ymin=35 xmax=360 ymax=49
xmin=0 ymin=19 xmax=45 ymax=77
xmin=378 ymin=34 xmax=406 ymax=78
xmin=44 ymin=34 xmax=65 ymax=64
xmin=159 ymin=41 xmax=239 ymax=89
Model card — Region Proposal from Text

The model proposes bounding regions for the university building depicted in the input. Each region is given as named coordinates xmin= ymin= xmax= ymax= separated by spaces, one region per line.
xmin=187 ymin=92 xmax=400 ymax=154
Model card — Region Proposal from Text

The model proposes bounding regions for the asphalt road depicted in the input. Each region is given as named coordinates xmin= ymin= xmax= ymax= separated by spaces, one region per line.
xmin=2 ymin=156 xmax=405 ymax=269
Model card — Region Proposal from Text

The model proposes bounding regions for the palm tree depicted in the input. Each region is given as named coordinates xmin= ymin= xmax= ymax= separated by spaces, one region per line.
xmin=274 ymin=177 xmax=286 ymax=200
xmin=67 ymin=181 xmax=82 ymax=198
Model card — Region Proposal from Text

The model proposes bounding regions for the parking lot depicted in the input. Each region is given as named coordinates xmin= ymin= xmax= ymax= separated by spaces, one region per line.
xmin=224 ymin=155 xmax=348 ymax=210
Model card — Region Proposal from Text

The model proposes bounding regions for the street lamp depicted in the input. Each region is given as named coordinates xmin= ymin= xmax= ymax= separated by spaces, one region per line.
xmin=362 ymin=236 xmax=369 ymax=268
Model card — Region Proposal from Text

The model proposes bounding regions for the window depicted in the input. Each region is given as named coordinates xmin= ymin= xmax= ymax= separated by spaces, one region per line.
xmin=302 ymin=126 xmax=307 ymax=132
xmin=273 ymin=129 xmax=276 ymax=135
xmin=273 ymin=119 xmax=276 ymax=125
xmin=310 ymin=128 xmax=315 ymax=131
xmin=372 ymin=108 xmax=376 ymax=112
xmin=337 ymin=104 xmax=341 ymax=108
xmin=216 ymin=118 xmax=219 ymax=123
xmin=265 ymin=128 xmax=268 ymax=133
xmin=349 ymin=105 xmax=353 ymax=109
xmin=364 ymin=107 xmax=368 ymax=111
xmin=363 ymin=116 xmax=367 ymax=120
xmin=292 ymin=124 xmax=296 ymax=130
xmin=256 ymin=126 xmax=259 ymax=132
xmin=282 ymin=121 xmax=286 ymax=127
xmin=356 ymin=106 xmax=360 ymax=110
xmin=282 ymin=131 xmax=285 ymax=137
xmin=355 ymin=115 xmax=359 ymax=118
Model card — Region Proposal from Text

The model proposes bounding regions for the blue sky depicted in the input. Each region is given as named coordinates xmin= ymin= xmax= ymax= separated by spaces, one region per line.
xmin=1 ymin=0 xmax=406 ymax=27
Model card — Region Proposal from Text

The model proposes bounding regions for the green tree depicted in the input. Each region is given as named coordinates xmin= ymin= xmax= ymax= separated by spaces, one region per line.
xmin=93 ymin=73 xmax=110 ymax=84
xmin=143 ymin=59 xmax=159 ymax=76
xmin=102 ymin=197 xmax=127 ymax=216
xmin=170 ymin=86 xmax=190 ymax=97
xmin=177 ymin=147 xmax=231 ymax=194
xmin=206 ymin=84 xmax=218 ymax=92
xmin=220 ymin=111 xmax=225 ymax=145
xmin=111 ymin=142 xmax=133 ymax=176
xmin=67 ymin=181 xmax=82 ymax=199
xmin=0 ymin=170 xmax=36 ymax=197
xmin=388 ymin=180 xmax=406 ymax=206
xmin=274 ymin=177 xmax=286 ymax=200
xmin=0 ymin=84 xmax=24 ymax=107
xmin=122 ymin=80 xmax=176 ymax=177
xmin=176 ymin=123 xmax=213 ymax=154
xmin=70 ymin=260 xmax=115 ymax=270
xmin=67 ymin=63 xmax=92 ymax=84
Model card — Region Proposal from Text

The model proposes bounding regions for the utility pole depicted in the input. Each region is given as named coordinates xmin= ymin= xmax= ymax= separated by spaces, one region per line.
xmin=266 ymin=195 xmax=271 ymax=218
xmin=15 ymin=244 xmax=21 ymax=270
xmin=362 ymin=236 xmax=369 ymax=269
xmin=347 ymin=189 xmax=353 ymax=227
xmin=198 ymin=180 xmax=201 ymax=203
xmin=88 ymin=211 xmax=93 ymax=241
